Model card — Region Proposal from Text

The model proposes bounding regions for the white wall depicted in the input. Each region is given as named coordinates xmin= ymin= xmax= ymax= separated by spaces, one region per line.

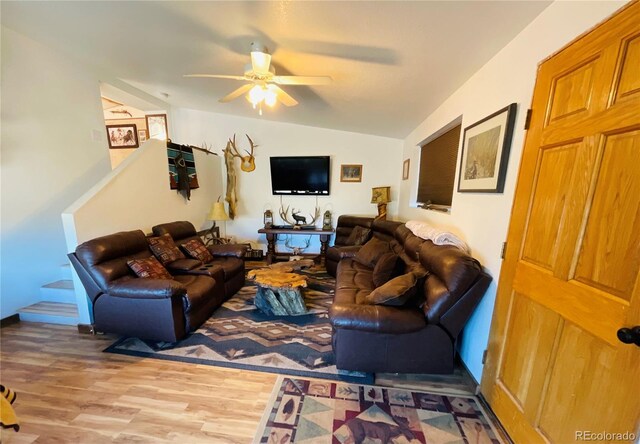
xmin=0 ymin=27 xmax=114 ymax=318
xmin=62 ymin=139 xmax=223 ymax=323
xmin=172 ymin=108 xmax=403 ymax=253
xmin=398 ymin=1 xmax=625 ymax=382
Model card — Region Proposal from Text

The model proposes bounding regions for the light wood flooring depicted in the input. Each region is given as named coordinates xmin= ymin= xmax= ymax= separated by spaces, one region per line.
xmin=0 ymin=321 xmax=484 ymax=443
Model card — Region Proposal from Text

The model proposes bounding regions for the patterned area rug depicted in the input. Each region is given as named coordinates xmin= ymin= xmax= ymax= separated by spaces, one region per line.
xmin=255 ymin=376 xmax=504 ymax=443
xmin=104 ymin=266 xmax=372 ymax=383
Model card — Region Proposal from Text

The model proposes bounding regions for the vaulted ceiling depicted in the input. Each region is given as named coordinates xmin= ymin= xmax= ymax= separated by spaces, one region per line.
xmin=1 ymin=1 xmax=551 ymax=138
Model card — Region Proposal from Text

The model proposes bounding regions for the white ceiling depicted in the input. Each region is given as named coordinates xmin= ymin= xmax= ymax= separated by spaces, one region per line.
xmin=1 ymin=1 xmax=551 ymax=138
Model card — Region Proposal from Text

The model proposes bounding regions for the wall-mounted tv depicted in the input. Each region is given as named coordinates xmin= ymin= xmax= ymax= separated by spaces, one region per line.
xmin=270 ymin=156 xmax=330 ymax=195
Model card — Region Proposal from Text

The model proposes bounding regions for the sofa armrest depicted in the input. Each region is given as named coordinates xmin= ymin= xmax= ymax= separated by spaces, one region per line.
xmin=329 ymin=304 xmax=425 ymax=334
xmin=107 ymin=279 xmax=186 ymax=299
xmin=208 ymin=244 xmax=248 ymax=258
xmin=327 ymin=245 xmax=361 ymax=263
xmin=166 ymin=258 xmax=203 ymax=273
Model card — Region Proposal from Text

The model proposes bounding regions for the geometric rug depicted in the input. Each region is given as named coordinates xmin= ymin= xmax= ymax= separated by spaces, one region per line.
xmin=104 ymin=266 xmax=373 ymax=384
xmin=255 ymin=376 xmax=504 ymax=443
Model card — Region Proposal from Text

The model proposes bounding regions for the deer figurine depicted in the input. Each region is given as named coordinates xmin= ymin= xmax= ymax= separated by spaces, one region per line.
xmin=291 ymin=210 xmax=307 ymax=226
xmin=228 ymin=134 xmax=257 ymax=172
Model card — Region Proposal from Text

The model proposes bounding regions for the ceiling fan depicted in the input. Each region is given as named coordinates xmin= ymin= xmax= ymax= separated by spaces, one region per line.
xmin=184 ymin=42 xmax=332 ymax=114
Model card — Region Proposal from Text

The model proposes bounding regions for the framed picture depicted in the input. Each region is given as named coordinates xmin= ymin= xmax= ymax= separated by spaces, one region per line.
xmin=402 ymin=158 xmax=410 ymax=180
xmin=145 ymin=113 xmax=168 ymax=140
xmin=340 ymin=164 xmax=362 ymax=182
xmin=106 ymin=124 xmax=139 ymax=149
xmin=138 ymin=129 xmax=148 ymax=142
xmin=458 ymin=103 xmax=517 ymax=193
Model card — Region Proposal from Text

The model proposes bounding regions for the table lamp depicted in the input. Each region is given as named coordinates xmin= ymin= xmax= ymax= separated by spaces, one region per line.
xmin=207 ymin=201 xmax=230 ymax=240
xmin=371 ymin=186 xmax=391 ymax=220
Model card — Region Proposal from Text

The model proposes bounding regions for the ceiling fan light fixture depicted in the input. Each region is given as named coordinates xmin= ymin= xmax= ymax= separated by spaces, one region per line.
xmin=248 ymin=84 xmax=265 ymax=106
xmin=264 ymin=86 xmax=277 ymax=107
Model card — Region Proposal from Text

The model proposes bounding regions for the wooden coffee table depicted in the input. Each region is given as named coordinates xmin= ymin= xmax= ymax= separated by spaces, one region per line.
xmin=247 ymin=269 xmax=308 ymax=316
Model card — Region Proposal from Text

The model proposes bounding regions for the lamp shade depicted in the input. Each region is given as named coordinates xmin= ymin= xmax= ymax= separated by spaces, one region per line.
xmin=207 ymin=202 xmax=229 ymax=221
xmin=371 ymin=186 xmax=391 ymax=204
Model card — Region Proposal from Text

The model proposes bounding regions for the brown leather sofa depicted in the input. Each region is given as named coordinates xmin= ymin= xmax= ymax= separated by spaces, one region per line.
xmin=152 ymin=221 xmax=246 ymax=298
xmin=328 ymin=221 xmax=491 ymax=374
xmin=326 ymin=215 xmax=375 ymax=276
xmin=69 ymin=222 xmax=246 ymax=342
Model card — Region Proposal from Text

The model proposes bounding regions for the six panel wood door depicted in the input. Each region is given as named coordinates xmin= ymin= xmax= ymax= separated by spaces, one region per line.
xmin=481 ymin=2 xmax=640 ymax=442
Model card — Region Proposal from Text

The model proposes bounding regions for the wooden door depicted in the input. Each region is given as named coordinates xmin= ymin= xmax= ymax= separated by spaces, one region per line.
xmin=481 ymin=2 xmax=640 ymax=442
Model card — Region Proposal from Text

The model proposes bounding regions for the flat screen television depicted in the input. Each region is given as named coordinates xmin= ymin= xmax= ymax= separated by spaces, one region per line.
xmin=270 ymin=156 xmax=330 ymax=195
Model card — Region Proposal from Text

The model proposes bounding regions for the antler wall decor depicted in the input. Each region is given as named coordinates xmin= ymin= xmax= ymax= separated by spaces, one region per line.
xmin=279 ymin=198 xmax=320 ymax=228
xmin=284 ymin=236 xmax=312 ymax=256
xmin=228 ymin=134 xmax=257 ymax=172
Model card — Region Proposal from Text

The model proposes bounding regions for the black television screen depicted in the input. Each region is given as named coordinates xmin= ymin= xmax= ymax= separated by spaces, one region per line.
xmin=270 ymin=156 xmax=330 ymax=195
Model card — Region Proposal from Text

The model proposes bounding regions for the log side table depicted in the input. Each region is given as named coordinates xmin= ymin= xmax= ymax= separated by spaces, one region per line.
xmin=248 ymin=269 xmax=308 ymax=316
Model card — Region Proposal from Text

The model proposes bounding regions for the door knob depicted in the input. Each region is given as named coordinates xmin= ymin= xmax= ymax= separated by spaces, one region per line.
xmin=616 ymin=326 xmax=640 ymax=347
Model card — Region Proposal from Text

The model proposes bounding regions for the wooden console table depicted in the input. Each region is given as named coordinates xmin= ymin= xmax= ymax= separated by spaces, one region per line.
xmin=258 ymin=227 xmax=334 ymax=264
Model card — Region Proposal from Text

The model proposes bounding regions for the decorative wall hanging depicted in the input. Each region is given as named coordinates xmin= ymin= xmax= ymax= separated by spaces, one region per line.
xmin=222 ymin=140 xmax=238 ymax=219
xmin=227 ymin=134 xmax=258 ymax=172
xmin=167 ymin=140 xmax=199 ymax=200
xmin=145 ymin=113 xmax=169 ymax=140
xmin=458 ymin=103 xmax=517 ymax=193
xmin=340 ymin=164 xmax=362 ymax=182
xmin=106 ymin=124 xmax=139 ymax=149
xmin=402 ymin=158 xmax=410 ymax=180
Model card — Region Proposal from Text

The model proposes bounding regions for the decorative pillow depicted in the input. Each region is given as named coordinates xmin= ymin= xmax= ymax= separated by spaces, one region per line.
xmin=148 ymin=233 xmax=185 ymax=265
xmin=345 ymin=225 xmax=372 ymax=246
xmin=354 ymin=237 xmax=390 ymax=268
xmin=181 ymin=238 xmax=214 ymax=263
xmin=127 ymin=257 xmax=173 ymax=280
xmin=372 ymin=253 xmax=402 ymax=287
xmin=366 ymin=272 xmax=418 ymax=306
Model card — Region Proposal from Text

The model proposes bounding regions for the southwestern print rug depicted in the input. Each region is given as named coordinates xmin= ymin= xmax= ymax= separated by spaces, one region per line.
xmin=255 ymin=376 xmax=504 ymax=444
xmin=105 ymin=266 xmax=372 ymax=383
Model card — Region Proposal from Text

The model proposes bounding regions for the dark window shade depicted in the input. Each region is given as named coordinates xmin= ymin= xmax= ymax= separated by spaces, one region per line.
xmin=417 ymin=124 xmax=461 ymax=207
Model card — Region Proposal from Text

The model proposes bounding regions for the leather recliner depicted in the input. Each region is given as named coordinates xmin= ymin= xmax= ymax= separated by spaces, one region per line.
xmin=325 ymin=215 xmax=374 ymax=276
xmin=329 ymin=222 xmax=492 ymax=374
xmin=69 ymin=230 xmax=225 ymax=342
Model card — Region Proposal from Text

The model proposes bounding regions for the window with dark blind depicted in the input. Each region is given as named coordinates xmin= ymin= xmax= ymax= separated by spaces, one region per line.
xmin=417 ymin=124 xmax=462 ymax=208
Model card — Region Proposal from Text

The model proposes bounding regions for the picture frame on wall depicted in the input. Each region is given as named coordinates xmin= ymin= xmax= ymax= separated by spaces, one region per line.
xmin=402 ymin=158 xmax=410 ymax=180
xmin=340 ymin=164 xmax=362 ymax=182
xmin=145 ymin=113 xmax=169 ymax=140
xmin=138 ymin=129 xmax=148 ymax=142
xmin=458 ymin=103 xmax=517 ymax=193
xmin=106 ymin=124 xmax=139 ymax=149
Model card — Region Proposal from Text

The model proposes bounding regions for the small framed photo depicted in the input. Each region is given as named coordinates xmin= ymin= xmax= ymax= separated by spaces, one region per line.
xmin=106 ymin=124 xmax=139 ymax=149
xmin=145 ymin=113 xmax=169 ymax=140
xmin=340 ymin=164 xmax=362 ymax=182
xmin=402 ymin=158 xmax=410 ymax=180
xmin=138 ymin=129 xmax=148 ymax=142
xmin=458 ymin=103 xmax=517 ymax=193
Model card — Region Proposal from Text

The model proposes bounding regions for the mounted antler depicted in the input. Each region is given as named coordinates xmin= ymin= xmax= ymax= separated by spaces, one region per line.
xmin=228 ymin=134 xmax=257 ymax=172
xmin=284 ymin=236 xmax=312 ymax=256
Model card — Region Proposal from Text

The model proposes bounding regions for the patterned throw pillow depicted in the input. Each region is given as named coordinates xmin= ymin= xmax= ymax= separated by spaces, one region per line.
xmin=127 ymin=257 xmax=173 ymax=280
xmin=345 ymin=225 xmax=372 ymax=246
xmin=148 ymin=233 xmax=185 ymax=265
xmin=181 ymin=238 xmax=214 ymax=263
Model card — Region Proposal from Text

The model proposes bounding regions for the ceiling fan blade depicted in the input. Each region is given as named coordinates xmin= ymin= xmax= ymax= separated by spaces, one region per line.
xmin=272 ymin=76 xmax=332 ymax=85
xmin=251 ymin=51 xmax=272 ymax=74
xmin=219 ymin=84 xmax=254 ymax=103
xmin=272 ymin=85 xmax=298 ymax=107
xmin=184 ymin=74 xmax=247 ymax=81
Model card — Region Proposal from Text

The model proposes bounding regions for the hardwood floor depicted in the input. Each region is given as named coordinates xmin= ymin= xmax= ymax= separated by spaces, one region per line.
xmin=0 ymin=321 xmax=489 ymax=443
xmin=0 ymin=322 xmax=276 ymax=443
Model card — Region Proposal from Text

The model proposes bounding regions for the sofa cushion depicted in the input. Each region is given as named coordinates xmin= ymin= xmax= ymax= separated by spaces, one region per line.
xmin=366 ymin=272 xmax=418 ymax=306
xmin=345 ymin=226 xmax=372 ymax=246
xmin=173 ymin=274 xmax=217 ymax=313
xmin=372 ymin=253 xmax=402 ymax=287
xmin=354 ymin=237 xmax=390 ymax=268
xmin=148 ymin=233 xmax=185 ymax=265
xmin=181 ymin=238 xmax=214 ymax=263
xmin=127 ymin=257 xmax=173 ymax=280
xmin=166 ymin=258 xmax=203 ymax=273
xmin=207 ymin=257 xmax=244 ymax=279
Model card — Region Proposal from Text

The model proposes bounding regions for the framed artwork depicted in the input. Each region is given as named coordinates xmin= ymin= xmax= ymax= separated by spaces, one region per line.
xmin=340 ymin=164 xmax=362 ymax=182
xmin=138 ymin=129 xmax=148 ymax=142
xmin=106 ymin=124 xmax=139 ymax=149
xmin=458 ymin=103 xmax=517 ymax=193
xmin=402 ymin=158 xmax=410 ymax=180
xmin=145 ymin=113 xmax=169 ymax=140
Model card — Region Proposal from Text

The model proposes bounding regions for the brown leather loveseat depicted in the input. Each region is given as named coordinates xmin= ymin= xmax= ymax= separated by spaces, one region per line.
xmin=69 ymin=222 xmax=246 ymax=342
xmin=328 ymin=221 xmax=491 ymax=374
